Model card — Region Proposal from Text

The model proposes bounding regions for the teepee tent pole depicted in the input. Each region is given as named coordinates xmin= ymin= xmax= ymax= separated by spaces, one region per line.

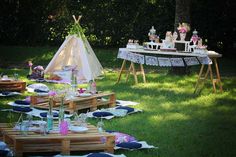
xmin=72 ymin=15 xmax=82 ymax=24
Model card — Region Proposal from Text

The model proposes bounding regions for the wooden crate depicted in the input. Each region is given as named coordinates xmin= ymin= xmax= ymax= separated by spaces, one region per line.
xmin=0 ymin=80 xmax=26 ymax=92
xmin=0 ymin=123 xmax=115 ymax=157
xmin=31 ymin=92 xmax=116 ymax=113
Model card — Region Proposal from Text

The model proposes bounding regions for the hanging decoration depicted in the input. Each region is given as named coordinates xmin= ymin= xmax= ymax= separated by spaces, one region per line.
xmin=117 ymin=49 xmax=212 ymax=67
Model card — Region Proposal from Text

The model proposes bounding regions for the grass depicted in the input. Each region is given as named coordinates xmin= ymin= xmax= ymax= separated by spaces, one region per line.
xmin=0 ymin=46 xmax=236 ymax=157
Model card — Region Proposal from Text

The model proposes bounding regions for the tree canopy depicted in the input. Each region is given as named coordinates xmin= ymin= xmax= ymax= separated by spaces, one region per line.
xmin=0 ymin=0 xmax=235 ymax=54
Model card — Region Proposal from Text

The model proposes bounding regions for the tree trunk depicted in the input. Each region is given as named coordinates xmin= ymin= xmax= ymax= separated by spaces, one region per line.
xmin=174 ymin=0 xmax=191 ymax=31
xmin=172 ymin=0 xmax=192 ymax=75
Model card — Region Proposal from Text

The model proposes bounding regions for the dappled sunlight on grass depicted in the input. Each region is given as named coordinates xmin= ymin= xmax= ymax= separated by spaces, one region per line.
xmin=159 ymin=102 xmax=172 ymax=110
xmin=151 ymin=112 xmax=190 ymax=122
xmin=0 ymin=49 xmax=236 ymax=157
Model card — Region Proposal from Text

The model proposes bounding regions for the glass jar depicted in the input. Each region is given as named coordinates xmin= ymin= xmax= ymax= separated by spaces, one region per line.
xmin=20 ymin=121 xmax=29 ymax=136
xmin=58 ymin=97 xmax=65 ymax=125
xmin=47 ymin=98 xmax=54 ymax=131
xmin=97 ymin=120 xmax=104 ymax=133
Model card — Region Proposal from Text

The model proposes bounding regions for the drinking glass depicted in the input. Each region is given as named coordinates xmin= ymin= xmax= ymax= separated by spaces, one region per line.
xmin=20 ymin=121 xmax=29 ymax=136
xmin=39 ymin=122 xmax=47 ymax=136
xmin=79 ymin=113 xmax=87 ymax=127
xmin=97 ymin=118 xmax=104 ymax=133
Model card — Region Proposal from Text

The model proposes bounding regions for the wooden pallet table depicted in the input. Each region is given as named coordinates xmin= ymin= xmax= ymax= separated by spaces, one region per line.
xmin=0 ymin=80 xmax=26 ymax=92
xmin=0 ymin=123 xmax=115 ymax=157
xmin=30 ymin=92 xmax=116 ymax=113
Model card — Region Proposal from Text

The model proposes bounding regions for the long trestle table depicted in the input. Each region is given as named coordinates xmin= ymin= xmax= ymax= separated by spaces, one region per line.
xmin=116 ymin=48 xmax=223 ymax=93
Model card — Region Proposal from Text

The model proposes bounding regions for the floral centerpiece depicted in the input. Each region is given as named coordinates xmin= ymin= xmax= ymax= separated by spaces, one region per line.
xmin=177 ymin=23 xmax=190 ymax=41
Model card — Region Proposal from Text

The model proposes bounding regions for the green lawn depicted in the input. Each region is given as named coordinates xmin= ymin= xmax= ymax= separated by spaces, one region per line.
xmin=0 ymin=46 xmax=236 ymax=157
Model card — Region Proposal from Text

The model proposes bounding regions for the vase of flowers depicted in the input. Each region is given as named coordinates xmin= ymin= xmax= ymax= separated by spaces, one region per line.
xmin=47 ymin=90 xmax=56 ymax=131
xmin=58 ymin=91 xmax=66 ymax=126
xmin=177 ymin=23 xmax=190 ymax=41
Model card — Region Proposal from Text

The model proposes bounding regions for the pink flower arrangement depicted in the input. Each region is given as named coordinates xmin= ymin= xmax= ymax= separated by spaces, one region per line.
xmin=48 ymin=91 xmax=57 ymax=97
xmin=191 ymin=35 xmax=199 ymax=44
xmin=177 ymin=23 xmax=190 ymax=33
xmin=28 ymin=61 xmax=33 ymax=67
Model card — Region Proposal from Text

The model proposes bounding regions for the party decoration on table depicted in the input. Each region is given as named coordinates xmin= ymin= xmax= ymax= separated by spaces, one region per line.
xmin=184 ymin=57 xmax=200 ymax=66
xmin=177 ymin=23 xmax=190 ymax=41
xmin=60 ymin=120 xmax=69 ymax=135
xmin=130 ymin=53 xmax=145 ymax=64
xmin=144 ymin=42 xmax=162 ymax=50
xmin=148 ymin=26 xmax=158 ymax=42
xmin=126 ymin=51 xmax=135 ymax=61
xmin=145 ymin=56 xmax=159 ymax=66
xmin=192 ymin=38 xmax=208 ymax=54
xmin=191 ymin=29 xmax=199 ymax=45
xmin=145 ymin=26 xmax=162 ymax=50
xmin=197 ymin=56 xmax=212 ymax=65
xmin=47 ymin=91 xmax=57 ymax=130
xmin=170 ymin=58 xmax=185 ymax=67
xmin=158 ymin=57 xmax=172 ymax=67
xmin=97 ymin=118 xmax=105 ymax=133
xmin=117 ymin=48 xmax=212 ymax=67
xmin=90 ymin=80 xmax=97 ymax=94
xmin=117 ymin=48 xmax=128 ymax=59
xmin=163 ymin=31 xmax=174 ymax=48
xmin=161 ymin=31 xmax=176 ymax=52
xmin=173 ymin=31 xmax=178 ymax=41
xmin=126 ymin=39 xmax=142 ymax=49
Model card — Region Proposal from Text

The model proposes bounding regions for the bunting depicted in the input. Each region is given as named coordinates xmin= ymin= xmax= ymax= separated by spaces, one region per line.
xmin=117 ymin=48 xmax=212 ymax=67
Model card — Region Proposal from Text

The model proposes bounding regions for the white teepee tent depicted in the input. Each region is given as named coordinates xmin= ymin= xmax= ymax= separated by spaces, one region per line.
xmin=45 ymin=16 xmax=103 ymax=82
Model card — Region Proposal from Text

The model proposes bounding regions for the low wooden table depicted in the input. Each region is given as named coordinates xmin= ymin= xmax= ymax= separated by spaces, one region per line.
xmin=0 ymin=80 xmax=26 ymax=92
xmin=0 ymin=123 xmax=115 ymax=156
xmin=31 ymin=92 xmax=116 ymax=113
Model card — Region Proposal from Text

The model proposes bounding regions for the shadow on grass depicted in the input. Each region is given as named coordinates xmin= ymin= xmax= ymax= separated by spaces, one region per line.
xmin=0 ymin=65 xmax=235 ymax=157
xmin=96 ymin=72 xmax=236 ymax=157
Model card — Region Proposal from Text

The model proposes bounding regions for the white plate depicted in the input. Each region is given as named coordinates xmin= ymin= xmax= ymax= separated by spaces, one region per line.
xmin=69 ymin=126 xmax=88 ymax=133
xmin=79 ymin=93 xmax=92 ymax=97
